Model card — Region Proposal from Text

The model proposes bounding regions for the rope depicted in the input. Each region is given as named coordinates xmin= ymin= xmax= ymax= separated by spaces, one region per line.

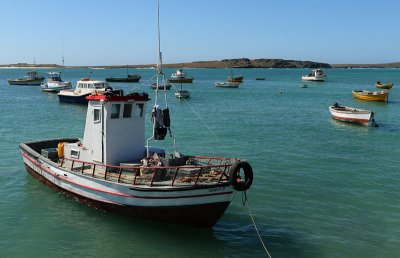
xmin=175 ymin=94 xmax=231 ymax=153
xmin=243 ymin=191 xmax=272 ymax=258
xmin=127 ymin=73 xmax=158 ymax=93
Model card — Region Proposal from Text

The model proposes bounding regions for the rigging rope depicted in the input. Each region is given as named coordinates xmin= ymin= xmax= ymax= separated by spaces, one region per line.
xmin=243 ymin=191 xmax=273 ymax=258
xmin=127 ymin=73 xmax=158 ymax=93
xmin=173 ymin=92 xmax=230 ymax=153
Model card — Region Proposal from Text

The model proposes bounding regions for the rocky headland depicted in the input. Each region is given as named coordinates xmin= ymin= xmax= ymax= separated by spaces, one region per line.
xmin=2 ymin=58 xmax=400 ymax=69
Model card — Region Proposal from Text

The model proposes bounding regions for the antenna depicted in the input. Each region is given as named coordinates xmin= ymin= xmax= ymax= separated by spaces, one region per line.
xmin=157 ymin=0 xmax=162 ymax=75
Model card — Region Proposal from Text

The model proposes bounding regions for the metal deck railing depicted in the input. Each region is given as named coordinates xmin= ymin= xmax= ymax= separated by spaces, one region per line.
xmin=59 ymin=156 xmax=234 ymax=187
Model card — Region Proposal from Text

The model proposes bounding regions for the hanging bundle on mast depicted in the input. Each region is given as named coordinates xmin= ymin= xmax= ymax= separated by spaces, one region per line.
xmin=148 ymin=0 xmax=173 ymax=144
xmin=151 ymin=105 xmax=171 ymax=140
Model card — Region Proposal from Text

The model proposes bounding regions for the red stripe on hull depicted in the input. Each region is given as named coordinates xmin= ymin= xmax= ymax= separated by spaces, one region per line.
xmin=24 ymin=164 xmax=230 ymax=227
xmin=332 ymin=115 xmax=369 ymax=124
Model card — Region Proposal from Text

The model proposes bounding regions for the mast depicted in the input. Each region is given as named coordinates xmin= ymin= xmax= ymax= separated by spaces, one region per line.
xmin=157 ymin=0 xmax=162 ymax=76
xmin=146 ymin=0 xmax=175 ymax=156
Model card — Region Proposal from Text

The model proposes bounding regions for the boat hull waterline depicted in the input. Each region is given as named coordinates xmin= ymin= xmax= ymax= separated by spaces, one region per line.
xmin=168 ymin=78 xmax=193 ymax=83
xmin=105 ymin=76 xmax=141 ymax=83
xmin=58 ymin=93 xmax=92 ymax=104
xmin=8 ymin=78 xmax=44 ymax=85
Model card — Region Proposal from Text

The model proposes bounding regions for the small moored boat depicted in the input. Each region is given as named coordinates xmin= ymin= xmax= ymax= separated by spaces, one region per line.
xmin=174 ymin=89 xmax=191 ymax=99
xmin=302 ymin=69 xmax=327 ymax=82
xmin=41 ymin=72 xmax=72 ymax=92
xmin=8 ymin=70 xmax=45 ymax=85
xmin=227 ymin=68 xmax=243 ymax=83
xmin=58 ymin=78 xmax=110 ymax=104
xmin=214 ymin=81 xmax=240 ymax=88
xmin=228 ymin=76 xmax=243 ymax=83
xmin=375 ymin=81 xmax=393 ymax=89
xmin=150 ymin=82 xmax=171 ymax=90
xmin=105 ymin=74 xmax=141 ymax=83
xmin=329 ymin=103 xmax=375 ymax=126
xmin=352 ymin=90 xmax=388 ymax=102
xmin=168 ymin=69 xmax=193 ymax=83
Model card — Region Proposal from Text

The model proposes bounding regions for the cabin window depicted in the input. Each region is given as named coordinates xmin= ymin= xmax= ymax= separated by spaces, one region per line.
xmin=70 ymin=150 xmax=80 ymax=158
xmin=133 ymin=103 xmax=144 ymax=117
xmin=111 ymin=104 xmax=121 ymax=119
xmin=94 ymin=109 xmax=101 ymax=123
xmin=123 ymin=104 xmax=133 ymax=118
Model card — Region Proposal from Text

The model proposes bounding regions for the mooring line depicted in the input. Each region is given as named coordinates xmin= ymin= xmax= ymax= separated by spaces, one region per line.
xmin=179 ymin=96 xmax=230 ymax=153
xmin=243 ymin=191 xmax=272 ymax=258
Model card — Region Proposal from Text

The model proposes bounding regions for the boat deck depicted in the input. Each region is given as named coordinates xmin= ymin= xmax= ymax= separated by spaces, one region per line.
xmin=59 ymin=157 xmax=231 ymax=187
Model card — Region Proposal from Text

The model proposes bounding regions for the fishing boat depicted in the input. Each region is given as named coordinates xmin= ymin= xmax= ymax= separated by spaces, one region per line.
xmin=375 ymin=81 xmax=393 ymax=89
xmin=329 ymin=103 xmax=375 ymax=126
xmin=41 ymin=72 xmax=72 ymax=92
xmin=255 ymin=77 xmax=265 ymax=80
xmin=301 ymin=69 xmax=327 ymax=82
xmin=352 ymin=90 xmax=388 ymax=102
xmin=168 ymin=69 xmax=193 ymax=83
xmin=8 ymin=70 xmax=45 ymax=85
xmin=19 ymin=2 xmax=253 ymax=227
xmin=105 ymin=74 xmax=141 ymax=83
xmin=58 ymin=78 xmax=110 ymax=104
xmin=215 ymin=81 xmax=240 ymax=88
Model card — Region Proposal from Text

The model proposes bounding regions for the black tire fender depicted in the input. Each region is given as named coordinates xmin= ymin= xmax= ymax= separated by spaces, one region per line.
xmin=228 ymin=160 xmax=253 ymax=191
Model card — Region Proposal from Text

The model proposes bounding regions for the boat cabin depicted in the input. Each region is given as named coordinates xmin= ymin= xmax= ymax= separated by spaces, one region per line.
xmin=76 ymin=79 xmax=110 ymax=90
xmin=46 ymin=72 xmax=62 ymax=82
xmin=25 ymin=71 xmax=40 ymax=79
xmin=62 ymin=90 xmax=151 ymax=165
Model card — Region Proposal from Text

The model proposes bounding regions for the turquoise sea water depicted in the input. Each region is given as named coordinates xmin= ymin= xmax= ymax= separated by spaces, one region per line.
xmin=1 ymin=67 xmax=399 ymax=257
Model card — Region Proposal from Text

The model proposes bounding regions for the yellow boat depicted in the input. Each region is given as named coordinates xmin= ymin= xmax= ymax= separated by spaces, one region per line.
xmin=375 ymin=81 xmax=393 ymax=89
xmin=352 ymin=90 xmax=388 ymax=102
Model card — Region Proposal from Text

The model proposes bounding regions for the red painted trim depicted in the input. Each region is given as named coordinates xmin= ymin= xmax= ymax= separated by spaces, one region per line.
xmin=332 ymin=115 xmax=369 ymax=123
xmin=22 ymin=152 xmax=234 ymax=200
xmin=86 ymin=93 xmax=149 ymax=102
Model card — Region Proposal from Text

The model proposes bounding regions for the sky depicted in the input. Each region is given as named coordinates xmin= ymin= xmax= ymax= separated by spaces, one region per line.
xmin=1 ymin=0 xmax=400 ymax=66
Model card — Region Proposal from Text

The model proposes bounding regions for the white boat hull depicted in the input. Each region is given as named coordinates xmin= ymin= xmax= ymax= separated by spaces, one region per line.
xmin=214 ymin=82 xmax=240 ymax=88
xmin=329 ymin=106 xmax=373 ymax=125
xmin=175 ymin=90 xmax=191 ymax=98
xmin=41 ymin=82 xmax=72 ymax=92
xmin=301 ymin=75 xmax=325 ymax=81
xmin=21 ymin=144 xmax=235 ymax=227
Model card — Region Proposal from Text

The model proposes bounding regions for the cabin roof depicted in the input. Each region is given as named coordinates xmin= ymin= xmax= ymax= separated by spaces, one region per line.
xmin=86 ymin=92 xmax=150 ymax=102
